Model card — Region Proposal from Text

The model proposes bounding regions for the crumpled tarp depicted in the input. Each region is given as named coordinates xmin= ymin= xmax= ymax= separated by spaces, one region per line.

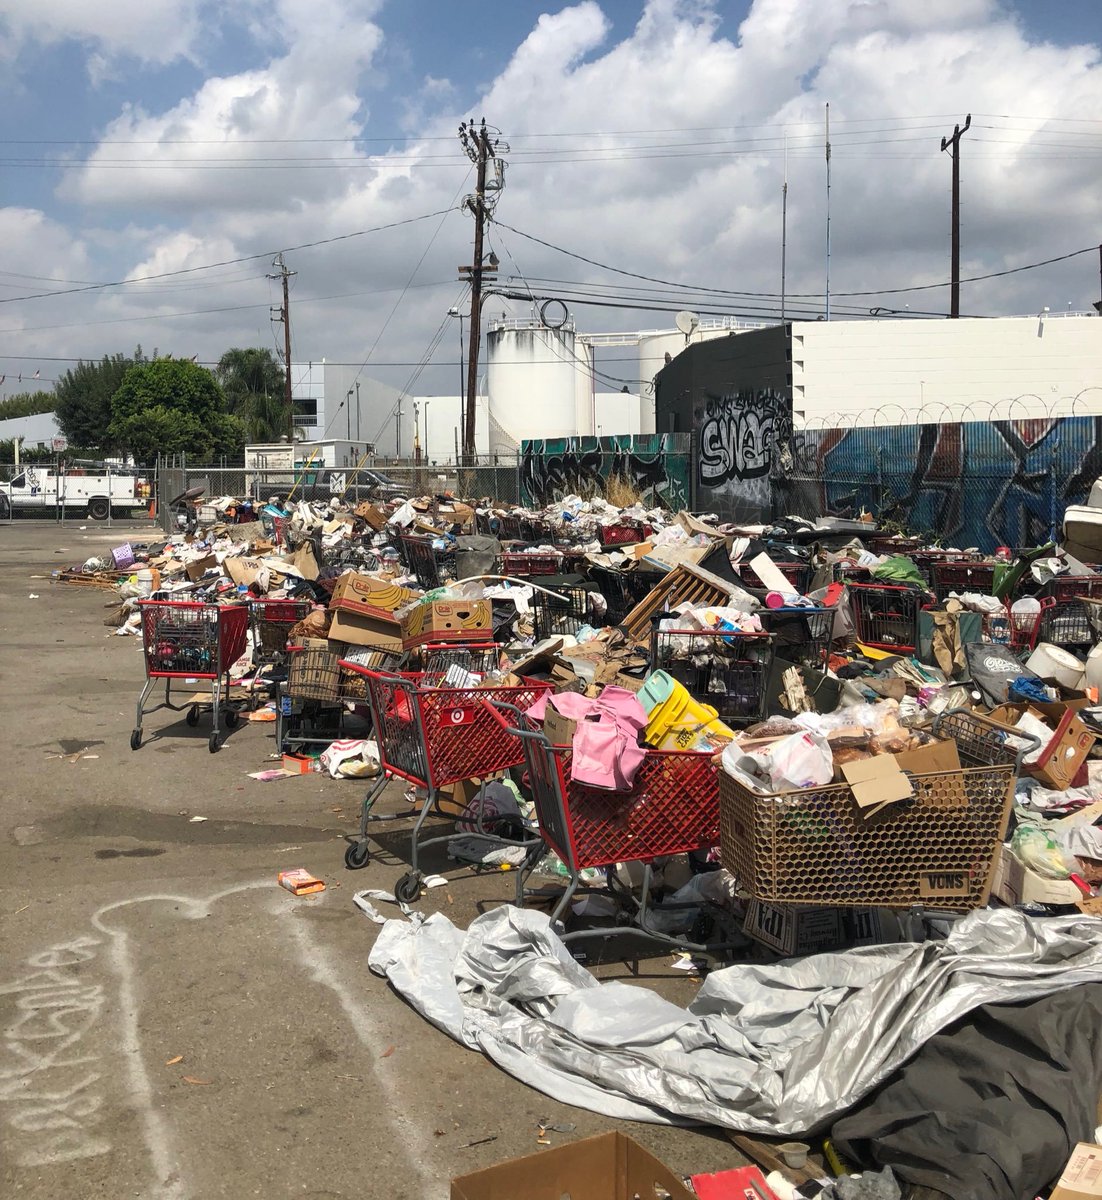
xmin=368 ymin=905 xmax=1102 ymax=1136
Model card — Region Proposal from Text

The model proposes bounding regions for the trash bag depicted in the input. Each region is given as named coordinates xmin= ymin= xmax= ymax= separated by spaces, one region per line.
xmin=872 ymin=555 xmax=927 ymax=588
xmin=963 ymin=642 xmax=1040 ymax=706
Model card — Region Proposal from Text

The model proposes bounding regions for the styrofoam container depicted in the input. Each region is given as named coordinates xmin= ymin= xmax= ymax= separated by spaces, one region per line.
xmin=1063 ymin=503 xmax=1102 ymax=563
xmin=1026 ymin=642 xmax=1086 ymax=690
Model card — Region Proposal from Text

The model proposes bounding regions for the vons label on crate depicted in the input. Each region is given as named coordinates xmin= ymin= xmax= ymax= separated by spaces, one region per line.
xmin=918 ymin=868 xmax=974 ymax=899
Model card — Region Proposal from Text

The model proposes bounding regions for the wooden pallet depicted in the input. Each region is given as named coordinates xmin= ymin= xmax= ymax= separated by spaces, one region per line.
xmin=619 ymin=562 xmax=739 ymax=645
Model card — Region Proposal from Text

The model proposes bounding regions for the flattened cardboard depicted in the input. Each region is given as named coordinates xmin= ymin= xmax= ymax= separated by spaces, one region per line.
xmin=449 ymin=1131 xmax=694 ymax=1200
xmin=748 ymin=551 xmax=798 ymax=595
xmin=743 ymin=900 xmax=848 ymax=957
xmin=895 ymin=738 xmax=966 ymax=809
xmin=841 ymin=755 xmax=914 ymax=814
xmin=1050 ymin=1142 xmax=1102 ymax=1200
xmin=328 ymin=607 xmax=403 ymax=651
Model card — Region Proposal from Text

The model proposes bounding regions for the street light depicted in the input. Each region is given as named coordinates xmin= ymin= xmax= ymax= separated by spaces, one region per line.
xmin=345 ymin=387 xmax=353 ymax=440
xmin=424 ymin=400 xmax=430 ymax=463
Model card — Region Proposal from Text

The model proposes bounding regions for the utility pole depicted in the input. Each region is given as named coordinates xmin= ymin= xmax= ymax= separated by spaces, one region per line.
xmin=268 ymin=253 xmax=297 ymax=437
xmin=458 ymin=118 xmax=507 ymax=463
xmin=940 ymin=114 xmax=971 ymax=318
xmin=781 ymin=134 xmax=788 ymax=324
xmin=824 ymin=103 xmax=831 ymax=321
xmin=355 ymin=381 xmax=360 ymax=442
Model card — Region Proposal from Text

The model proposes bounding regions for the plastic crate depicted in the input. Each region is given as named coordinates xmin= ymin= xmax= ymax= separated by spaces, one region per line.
xmin=1041 ymin=576 xmax=1102 ymax=604
xmin=931 ymin=561 xmax=997 ymax=600
xmin=758 ymin=606 xmax=833 ymax=670
xmin=847 ymin=582 xmax=924 ymax=653
xmin=598 ymin=521 xmax=649 ymax=547
xmin=250 ymin=598 xmax=310 ymax=654
xmin=499 ymin=551 xmax=563 ymax=577
xmin=532 ymin=586 xmax=590 ymax=639
xmin=718 ymin=711 xmax=1017 ymax=909
xmin=649 ymin=626 xmax=772 ymax=726
xmin=1040 ymin=600 xmax=1096 ymax=649
xmin=738 ymin=561 xmax=811 ymax=594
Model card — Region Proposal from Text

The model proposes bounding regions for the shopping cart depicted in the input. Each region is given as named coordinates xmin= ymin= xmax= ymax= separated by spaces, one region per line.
xmin=131 ymin=600 xmax=249 ymax=753
xmin=487 ymin=701 xmax=733 ymax=954
xmin=737 ymin=560 xmax=811 ymax=595
xmin=588 ymin=564 xmax=663 ymax=626
xmin=399 ymin=535 xmax=456 ymax=590
xmin=847 ymin=582 xmax=926 ymax=653
xmin=648 ymin=622 xmax=773 ymax=726
xmin=532 ymin=585 xmax=592 ymax=639
xmin=758 ymin=606 xmax=834 ymax=671
xmin=420 ymin=641 xmax=502 ymax=687
xmin=249 ymin=598 xmax=311 ymax=667
xmin=982 ymin=598 xmax=1050 ymax=652
xmin=277 ymin=643 xmax=347 ymax=754
xmin=1040 ymin=599 xmax=1097 ymax=650
xmin=338 ymin=665 xmax=553 ymax=899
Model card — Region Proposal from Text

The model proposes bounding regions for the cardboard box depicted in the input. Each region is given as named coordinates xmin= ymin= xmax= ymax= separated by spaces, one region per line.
xmin=399 ymin=599 xmax=491 ymax=649
xmin=543 ymin=702 xmax=577 ymax=747
xmin=991 ymin=843 xmax=1084 ymax=907
xmin=988 ymin=699 xmax=1095 ymax=790
xmin=328 ymin=607 xmax=403 ymax=651
xmin=450 ymin=1132 xmax=694 ymax=1200
xmin=329 ymin=572 xmax=419 ymax=620
xmin=744 ymin=900 xmax=895 ymax=956
xmin=1051 ymin=1142 xmax=1102 ymax=1200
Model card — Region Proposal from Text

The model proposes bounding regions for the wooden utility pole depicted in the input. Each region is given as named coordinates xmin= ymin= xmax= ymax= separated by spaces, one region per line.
xmin=940 ymin=114 xmax=971 ymax=318
xmin=268 ymin=253 xmax=297 ymax=436
xmin=458 ymin=119 xmax=504 ymax=463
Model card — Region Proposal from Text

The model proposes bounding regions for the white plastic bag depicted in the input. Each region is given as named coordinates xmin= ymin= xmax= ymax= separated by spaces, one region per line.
xmin=721 ymin=729 xmax=833 ymax=793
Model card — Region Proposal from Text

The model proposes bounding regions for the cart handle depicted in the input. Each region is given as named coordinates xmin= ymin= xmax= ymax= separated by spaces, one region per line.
xmin=336 ymin=659 xmax=406 ymax=684
xmin=932 ymin=706 xmax=1042 ymax=771
xmin=422 ymin=641 xmax=501 ymax=652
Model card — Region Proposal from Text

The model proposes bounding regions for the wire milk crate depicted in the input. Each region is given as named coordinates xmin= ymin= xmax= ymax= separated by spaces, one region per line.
xmin=399 ymin=535 xmax=455 ymax=590
xmin=718 ymin=709 xmax=1032 ymax=911
xmin=1040 ymin=600 xmax=1096 ymax=650
xmin=847 ymin=582 xmax=926 ymax=653
xmin=337 ymin=664 xmax=553 ymax=900
xmin=485 ymin=701 xmax=733 ymax=954
xmin=648 ymin=620 xmax=773 ymax=726
xmin=131 ymin=600 xmax=249 ymax=753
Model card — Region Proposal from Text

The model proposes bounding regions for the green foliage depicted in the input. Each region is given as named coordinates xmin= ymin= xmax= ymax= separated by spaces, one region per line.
xmin=215 ymin=347 xmax=290 ymax=442
xmin=54 ymin=349 xmax=145 ymax=451
xmin=0 ymin=390 xmax=55 ymax=421
xmin=108 ymin=358 xmax=244 ymax=463
xmin=0 ymin=439 xmax=56 ymax=464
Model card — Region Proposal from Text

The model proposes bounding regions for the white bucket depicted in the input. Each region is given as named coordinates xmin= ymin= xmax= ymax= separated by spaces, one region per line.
xmin=1085 ymin=643 xmax=1102 ymax=693
xmin=1026 ymin=642 xmax=1085 ymax=691
xmin=135 ymin=568 xmax=157 ymax=598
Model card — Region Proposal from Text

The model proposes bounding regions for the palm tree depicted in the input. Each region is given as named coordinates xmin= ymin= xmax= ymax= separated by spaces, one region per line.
xmin=215 ymin=348 xmax=290 ymax=442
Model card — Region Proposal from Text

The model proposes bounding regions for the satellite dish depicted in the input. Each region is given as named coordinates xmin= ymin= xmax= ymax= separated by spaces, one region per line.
xmin=675 ymin=310 xmax=699 ymax=337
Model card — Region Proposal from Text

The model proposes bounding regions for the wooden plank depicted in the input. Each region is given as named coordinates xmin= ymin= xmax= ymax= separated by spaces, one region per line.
xmin=724 ymin=1132 xmax=822 ymax=1188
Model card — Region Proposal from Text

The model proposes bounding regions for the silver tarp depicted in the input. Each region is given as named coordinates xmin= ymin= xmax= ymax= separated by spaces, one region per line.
xmin=368 ymin=905 xmax=1102 ymax=1135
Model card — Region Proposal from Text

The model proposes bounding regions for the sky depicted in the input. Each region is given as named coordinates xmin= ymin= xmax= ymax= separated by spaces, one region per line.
xmin=0 ymin=0 xmax=1099 ymax=435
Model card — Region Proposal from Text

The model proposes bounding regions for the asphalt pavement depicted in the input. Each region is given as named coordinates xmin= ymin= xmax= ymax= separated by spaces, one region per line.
xmin=0 ymin=519 xmax=744 ymax=1198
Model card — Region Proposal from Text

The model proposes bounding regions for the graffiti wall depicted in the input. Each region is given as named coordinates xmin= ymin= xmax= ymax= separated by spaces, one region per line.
xmin=784 ymin=416 xmax=1102 ymax=552
xmin=520 ymin=433 xmax=691 ymax=509
xmin=695 ymin=387 xmax=793 ymax=521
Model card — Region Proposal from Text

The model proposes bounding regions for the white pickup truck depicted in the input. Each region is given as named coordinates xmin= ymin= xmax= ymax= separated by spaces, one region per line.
xmin=0 ymin=467 xmax=145 ymax=520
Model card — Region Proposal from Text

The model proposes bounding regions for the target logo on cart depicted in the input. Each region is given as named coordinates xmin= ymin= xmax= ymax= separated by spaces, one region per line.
xmin=442 ymin=706 xmax=475 ymax=727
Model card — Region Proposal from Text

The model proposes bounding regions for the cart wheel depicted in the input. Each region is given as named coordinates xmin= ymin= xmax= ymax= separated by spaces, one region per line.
xmin=344 ymin=841 xmax=370 ymax=870
xmin=394 ymin=872 xmax=423 ymax=904
xmin=130 ymin=729 xmax=142 ymax=751
xmin=208 ymin=732 xmax=221 ymax=754
xmin=186 ymin=705 xmax=200 ymax=727
xmin=224 ymin=708 xmax=240 ymax=729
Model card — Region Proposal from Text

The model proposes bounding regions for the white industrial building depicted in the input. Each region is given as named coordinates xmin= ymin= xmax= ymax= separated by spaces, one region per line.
xmin=0 ymin=410 xmax=62 ymax=449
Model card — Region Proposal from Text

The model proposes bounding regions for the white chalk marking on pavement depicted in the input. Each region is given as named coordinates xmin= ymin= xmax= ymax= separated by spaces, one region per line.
xmin=279 ymin=907 xmax=445 ymax=1198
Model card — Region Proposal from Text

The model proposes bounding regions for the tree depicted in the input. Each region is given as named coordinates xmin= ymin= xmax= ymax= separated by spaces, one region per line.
xmin=215 ymin=347 xmax=289 ymax=442
xmin=0 ymin=390 xmax=55 ymax=421
xmin=54 ymin=349 xmax=145 ymax=451
xmin=108 ymin=358 xmax=244 ymax=464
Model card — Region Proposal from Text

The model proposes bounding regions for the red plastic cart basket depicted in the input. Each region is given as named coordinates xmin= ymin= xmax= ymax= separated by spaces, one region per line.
xmin=338 ymin=665 xmax=553 ymax=898
xmin=131 ymin=600 xmax=249 ymax=753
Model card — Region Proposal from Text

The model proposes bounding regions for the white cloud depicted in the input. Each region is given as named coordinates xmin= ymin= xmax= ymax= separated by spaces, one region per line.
xmin=0 ymin=0 xmax=210 ymax=69
xmin=3 ymin=0 xmax=1102 ymax=400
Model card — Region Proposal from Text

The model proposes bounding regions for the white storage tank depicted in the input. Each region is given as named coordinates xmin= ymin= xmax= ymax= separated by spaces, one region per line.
xmin=486 ymin=319 xmax=588 ymax=447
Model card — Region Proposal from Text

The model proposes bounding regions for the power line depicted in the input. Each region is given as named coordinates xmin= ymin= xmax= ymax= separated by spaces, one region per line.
xmin=0 ymin=208 xmax=457 ymax=305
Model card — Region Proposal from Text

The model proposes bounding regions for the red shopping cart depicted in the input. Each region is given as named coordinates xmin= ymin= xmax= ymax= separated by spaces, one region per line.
xmin=131 ymin=600 xmax=249 ymax=753
xmin=337 ymin=664 xmax=553 ymax=899
xmin=487 ymin=701 xmax=732 ymax=954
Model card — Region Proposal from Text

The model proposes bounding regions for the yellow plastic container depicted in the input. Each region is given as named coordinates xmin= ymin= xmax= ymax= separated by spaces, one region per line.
xmin=639 ymin=670 xmax=736 ymax=751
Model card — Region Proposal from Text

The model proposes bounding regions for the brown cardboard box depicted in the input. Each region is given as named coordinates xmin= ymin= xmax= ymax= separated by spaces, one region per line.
xmin=1050 ymin=1143 xmax=1102 ymax=1200
xmin=399 ymin=599 xmax=491 ymax=649
xmin=329 ymin=572 xmax=419 ymax=620
xmin=328 ymin=607 xmax=403 ymax=651
xmin=991 ymin=843 xmax=1083 ymax=907
xmin=542 ymin=702 xmax=577 ymax=747
xmin=354 ymin=502 xmax=388 ymax=531
xmin=186 ymin=553 xmax=217 ymax=582
xmin=450 ymin=1132 xmax=694 ymax=1200
xmin=987 ymin=699 xmax=1095 ymax=790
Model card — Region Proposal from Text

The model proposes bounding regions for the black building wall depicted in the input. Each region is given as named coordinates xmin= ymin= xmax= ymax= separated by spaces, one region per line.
xmin=654 ymin=325 xmax=792 ymax=521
